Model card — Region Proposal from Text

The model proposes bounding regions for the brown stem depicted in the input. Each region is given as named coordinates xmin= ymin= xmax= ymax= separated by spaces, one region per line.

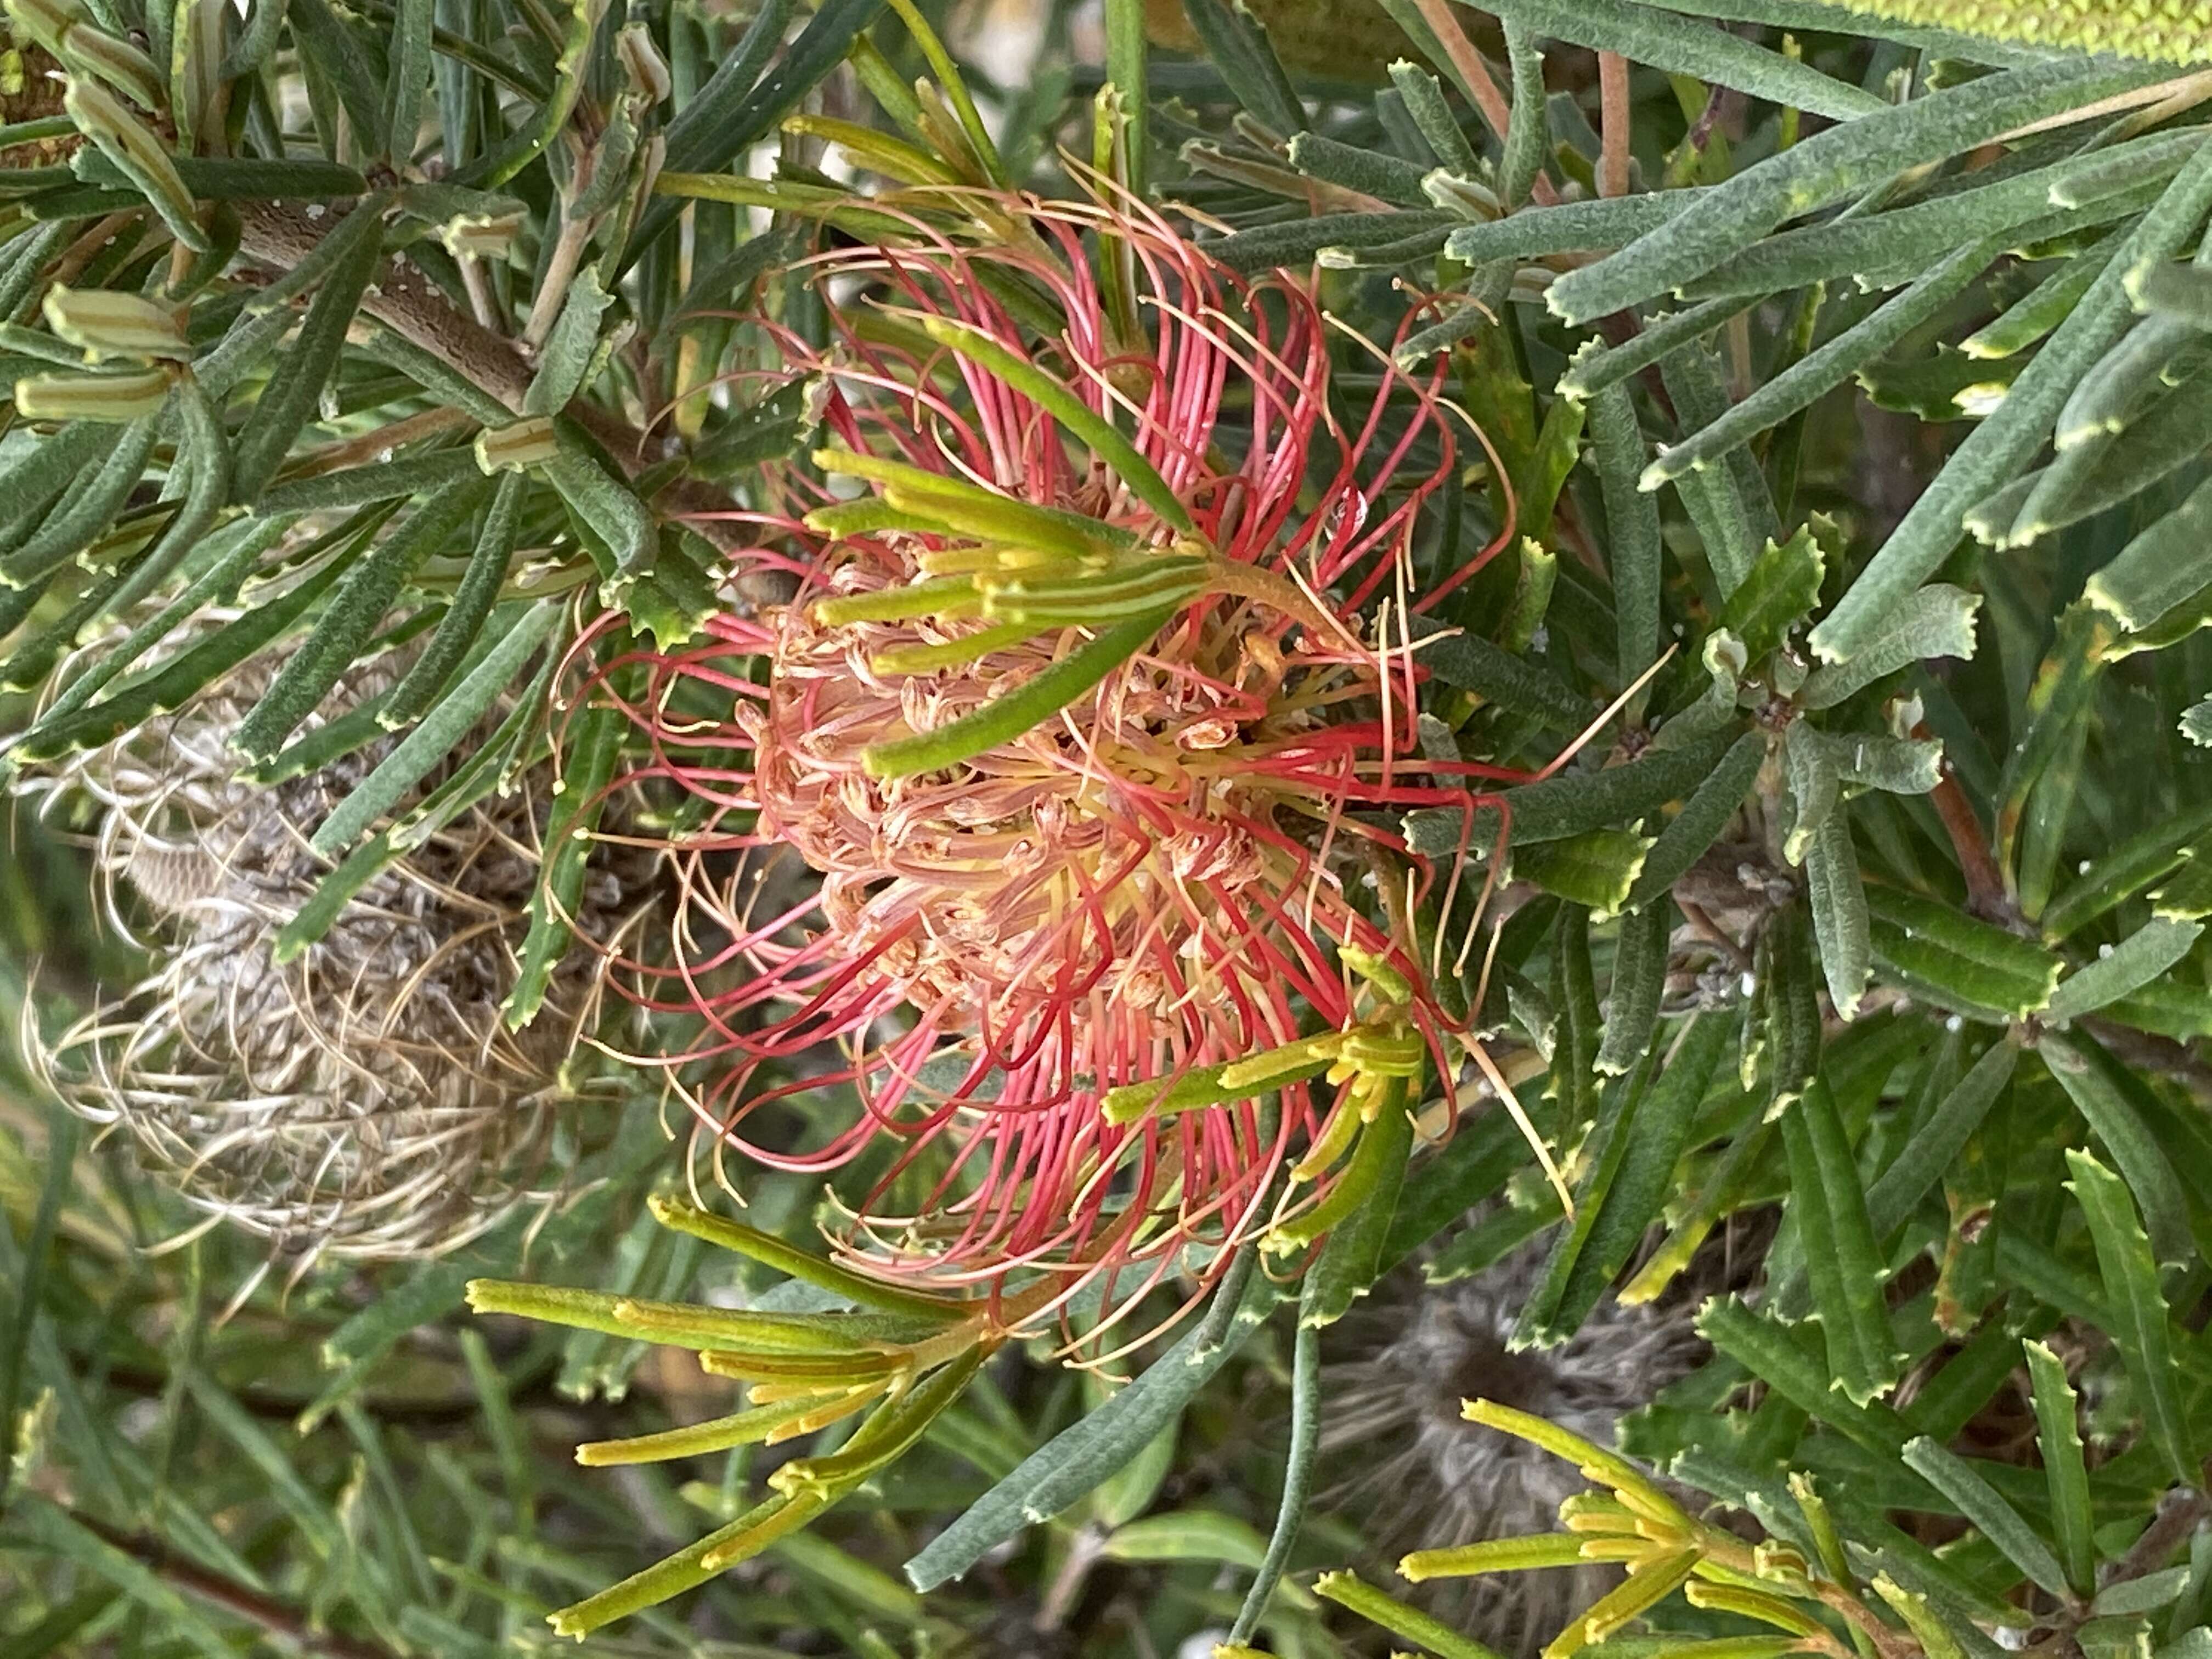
xmin=234 ymin=199 xmax=753 ymax=560
xmin=63 ymin=1507 xmax=403 ymax=1659
xmin=1404 ymin=0 xmax=1559 ymax=206
xmin=2107 ymin=1472 xmax=2211 ymax=1583
xmin=1675 ymin=895 xmax=1751 ymax=974
xmin=2080 ymin=1020 xmax=2212 ymax=1105
xmin=49 ymin=213 xmax=156 ymax=294
xmin=237 ymin=200 xmax=532 ymax=410
xmin=279 ymin=404 xmax=475 ymax=479
xmin=1599 ymin=52 xmax=1632 ymax=199
xmin=1918 ymin=734 xmax=2010 ymax=926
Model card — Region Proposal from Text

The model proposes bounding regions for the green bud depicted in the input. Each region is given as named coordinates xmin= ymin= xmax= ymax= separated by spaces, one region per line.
xmin=62 ymin=77 xmax=209 ymax=252
xmin=616 ymin=21 xmax=670 ymax=102
xmin=2 ymin=0 xmax=77 ymax=55
xmin=14 ymin=366 xmax=173 ymax=421
xmin=42 ymin=285 xmax=190 ymax=362
xmin=438 ymin=210 xmax=526 ymax=261
xmin=473 ymin=416 xmax=561 ymax=473
xmin=61 ymin=23 xmax=165 ymax=108
xmin=3 ymin=0 xmax=163 ymax=109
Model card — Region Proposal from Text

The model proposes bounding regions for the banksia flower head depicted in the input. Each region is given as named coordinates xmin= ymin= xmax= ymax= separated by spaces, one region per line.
xmin=601 ymin=189 xmax=1520 ymax=1322
xmin=20 ymin=623 xmax=627 ymax=1265
xmin=1818 ymin=0 xmax=2212 ymax=65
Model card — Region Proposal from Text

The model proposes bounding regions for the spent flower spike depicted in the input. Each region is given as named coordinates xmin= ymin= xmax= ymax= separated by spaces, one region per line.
xmin=585 ymin=185 xmax=1534 ymax=1328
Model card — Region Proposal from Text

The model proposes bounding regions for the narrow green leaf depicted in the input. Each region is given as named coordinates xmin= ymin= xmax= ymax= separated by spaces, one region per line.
xmin=1498 ymin=22 xmax=1545 ymax=209
xmin=1103 ymin=1509 xmax=1268 ymax=1571
xmin=652 ymin=0 xmax=797 ymax=178
xmin=29 ymin=516 xmax=295 ymax=730
xmin=379 ymin=470 xmax=524 ymax=730
xmin=0 ymin=414 xmax=161 ymax=588
xmin=1865 ymin=887 xmax=2063 ymax=1021
xmin=0 ymin=1107 xmax=77 ymax=1509
xmin=1383 ymin=1108 xmax=1536 ymax=1273
xmin=1598 ymin=899 xmax=1671 ymax=1075
xmin=1518 ymin=829 xmax=1650 ymax=918
xmin=384 ymin=0 xmax=431 ymax=158
xmin=2045 ymin=798 xmax=2212 ymax=941
xmin=1780 ymin=1077 xmax=1903 ymax=1405
xmin=1651 ymin=240 xmax=1991 ymax=487
xmin=505 ymin=692 xmax=622 ymax=1028
xmin=904 ymin=1266 xmax=1281 ymax=1592
xmin=1391 ymin=61 xmax=1480 ymax=175
xmin=2039 ymin=1029 xmax=2193 ymax=1268
xmin=232 ymin=477 xmax=489 ymax=761
xmin=2085 ymin=474 xmax=2212 ymax=633
xmin=2008 ymin=371 xmax=2212 ymax=548
xmin=242 ymin=689 xmax=400 ymax=786
xmin=524 ymin=267 xmax=614 ymax=415
xmin=96 ymin=374 xmax=232 ymax=619
xmin=1551 ymin=59 xmax=2158 ymax=326
xmin=1210 ymin=210 xmax=1460 ymax=273
xmin=0 ymin=422 xmax=112 ymax=558
xmin=1720 ymin=527 xmax=1826 ymax=665
xmin=232 ymin=210 xmax=384 ymax=501
xmin=2022 ymin=1339 xmax=2096 ymax=1599
xmin=2048 ymin=919 xmax=2204 ymax=1023
xmin=1863 ymin=1037 xmax=2017 ymax=1242
xmin=1902 ymin=1437 xmax=2071 ymax=1598
xmin=691 ymin=374 xmax=825 ymax=481
xmin=1289 ymin=132 xmax=1433 ymax=208
xmin=308 ymin=602 xmax=560 ymax=856
xmin=1626 ymin=730 xmax=1764 ymax=909
xmin=1697 ymin=1297 xmax=1911 ymax=1458
xmin=1404 ymin=724 xmax=1741 ymax=856
xmin=2064 ymin=1147 xmax=2198 ymax=1488
xmin=1487 ymin=0 xmax=1883 ymax=119
xmin=1660 ymin=343 xmax=1773 ymax=597
xmin=10 ymin=550 xmax=352 ymax=765
xmin=1588 ymin=383 xmax=1662 ymax=704
xmin=1560 ymin=297 xmax=1751 ymax=404
xmin=1413 ymin=616 xmax=1592 ymax=727
xmin=1684 ymin=148 xmax=2180 ymax=303
xmin=1445 ymin=193 xmax=1700 ymax=267
xmin=1765 ymin=899 xmax=1823 ymax=1109
xmin=2055 ymin=314 xmax=2206 ymax=450
xmin=1516 ymin=1052 xmax=1653 ymax=1348
xmin=1804 ymin=805 xmax=1871 ymax=1020
xmin=548 ymin=422 xmax=655 ymax=577
xmin=1557 ymin=1012 xmax=1733 ymax=1337
xmin=1961 ymin=245 xmax=2117 ymax=361
xmin=1812 ymin=133 xmax=2212 ymax=665
xmin=10 ymin=1498 xmax=239 ymax=1659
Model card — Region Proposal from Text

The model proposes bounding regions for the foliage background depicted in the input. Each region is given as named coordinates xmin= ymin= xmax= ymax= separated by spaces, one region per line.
xmin=7 ymin=1 xmax=2212 ymax=1657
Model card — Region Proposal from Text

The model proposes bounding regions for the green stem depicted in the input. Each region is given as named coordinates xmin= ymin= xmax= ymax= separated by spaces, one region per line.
xmin=1228 ymin=1321 xmax=1319 ymax=1645
xmin=862 ymin=608 xmax=1170 ymax=778
xmin=1103 ymin=0 xmax=1149 ymax=198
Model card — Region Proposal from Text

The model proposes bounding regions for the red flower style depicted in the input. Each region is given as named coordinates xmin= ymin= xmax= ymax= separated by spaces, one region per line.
xmin=588 ymin=190 xmax=1530 ymax=1334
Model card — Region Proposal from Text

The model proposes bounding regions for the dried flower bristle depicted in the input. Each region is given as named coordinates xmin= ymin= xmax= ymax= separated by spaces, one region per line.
xmin=20 ymin=622 xmax=631 ymax=1263
xmin=1324 ymin=1219 xmax=1767 ymax=1656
